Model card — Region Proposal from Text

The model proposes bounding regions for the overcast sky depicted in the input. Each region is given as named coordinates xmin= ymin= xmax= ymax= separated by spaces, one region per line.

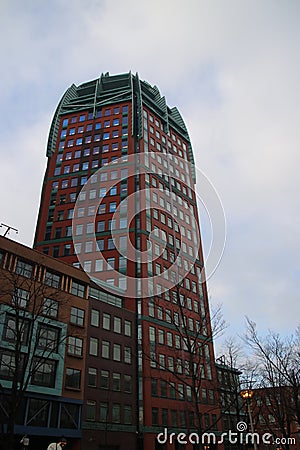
xmin=0 ymin=0 xmax=299 ymax=346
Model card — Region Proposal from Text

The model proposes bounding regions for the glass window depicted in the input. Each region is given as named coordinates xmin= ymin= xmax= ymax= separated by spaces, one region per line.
xmin=112 ymin=372 xmax=121 ymax=391
xmin=124 ymin=346 xmax=132 ymax=364
xmin=75 ymin=224 xmax=83 ymax=236
xmin=158 ymin=329 xmax=164 ymax=344
xmin=68 ymin=336 xmax=83 ymax=357
xmin=52 ymin=246 xmax=59 ymax=258
xmin=13 ymin=288 xmax=29 ymax=308
xmin=86 ymin=401 xmax=96 ymax=421
xmin=27 ymin=398 xmax=50 ymax=427
xmin=86 ymin=222 xmax=94 ymax=234
xmin=152 ymin=408 xmax=158 ymax=426
xmin=95 ymin=259 xmax=103 ymax=272
xmin=124 ymin=320 xmax=131 ymax=336
xmin=112 ymin=404 xmax=120 ymax=423
xmin=113 ymin=344 xmax=121 ymax=361
xmin=119 ymin=236 xmax=127 ymax=251
xmin=37 ymin=324 xmax=59 ymax=351
xmin=96 ymin=240 xmax=105 ymax=253
xmin=151 ymin=379 xmax=158 ymax=397
xmin=88 ymin=367 xmax=97 ymax=387
xmin=103 ymin=313 xmax=110 ymax=330
xmin=65 ymin=368 xmax=81 ymax=389
xmin=15 ymin=260 xmax=33 ymax=278
xmin=98 ymin=204 xmax=106 ymax=215
xmin=100 ymin=370 xmax=109 ymax=389
xmin=83 ymin=260 xmax=91 ymax=272
xmin=99 ymin=187 xmax=107 ymax=198
xmin=89 ymin=337 xmax=99 ymax=356
xmin=97 ymin=221 xmax=105 ymax=232
xmin=107 ymin=257 xmax=115 ymax=270
xmin=63 ymin=244 xmax=71 ymax=256
xmin=31 ymin=359 xmax=56 ymax=387
xmin=113 ymin=317 xmax=121 ymax=334
xmin=161 ymin=380 xmax=167 ymax=398
xmin=167 ymin=332 xmax=173 ymax=347
xmin=102 ymin=340 xmax=110 ymax=359
xmin=124 ymin=374 xmax=132 ymax=393
xmin=124 ymin=405 xmax=132 ymax=425
xmin=81 ymin=176 xmax=88 ymax=185
xmin=70 ymin=307 xmax=85 ymax=326
xmin=0 ymin=351 xmax=17 ymax=380
xmin=99 ymin=402 xmax=108 ymax=422
xmin=159 ymin=354 xmax=165 ymax=368
xmin=43 ymin=298 xmax=58 ymax=318
xmin=100 ymin=171 xmax=107 ymax=181
xmin=71 ymin=281 xmax=85 ymax=298
xmin=3 ymin=315 xmax=29 ymax=344
xmin=109 ymin=202 xmax=116 ymax=212
xmin=91 ymin=309 xmax=100 ymax=327
xmin=45 ymin=271 xmax=61 ymax=288
xmin=110 ymin=186 xmax=117 ymax=196
xmin=108 ymin=219 xmax=116 ymax=231
xmin=56 ymin=154 xmax=63 ymax=165
xmin=108 ymin=238 xmax=115 ymax=250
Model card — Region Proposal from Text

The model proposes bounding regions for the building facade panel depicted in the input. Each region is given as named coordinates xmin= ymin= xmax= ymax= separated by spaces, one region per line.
xmin=32 ymin=72 xmax=222 ymax=449
xmin=0 ymin=236 xmax=89 ymax=450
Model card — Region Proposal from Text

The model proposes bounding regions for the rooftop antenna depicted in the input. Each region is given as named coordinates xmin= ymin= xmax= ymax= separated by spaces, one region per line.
xmin=0 ymin=223 xmax=19 ymax=237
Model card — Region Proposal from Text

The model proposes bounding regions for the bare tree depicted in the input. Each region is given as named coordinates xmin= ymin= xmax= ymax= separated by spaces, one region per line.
xmin=216 ymin=337 xmax=260 ymax=448
xmin=143 ymin=285 xmax=228 ymax=449
xmin=244 ymin=318 xmax=300 ymax=449
xmin=0 ymin=265 xmax=74 ymax=449
xmin=217 ymin=338 xmax=244 ymax=423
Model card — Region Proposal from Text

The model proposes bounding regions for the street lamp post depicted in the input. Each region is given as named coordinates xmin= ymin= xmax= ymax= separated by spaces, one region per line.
xmin=240 ymin=389 xmax=258 ymax=450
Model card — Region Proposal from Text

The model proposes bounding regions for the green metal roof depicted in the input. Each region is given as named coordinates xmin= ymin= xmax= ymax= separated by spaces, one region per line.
xmin=46 ymin=72 xmax=195 ymax=179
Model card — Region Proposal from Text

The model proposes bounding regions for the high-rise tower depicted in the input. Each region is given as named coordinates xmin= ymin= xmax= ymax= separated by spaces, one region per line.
xmin=34 ymin=73 xmax=221 ymax=450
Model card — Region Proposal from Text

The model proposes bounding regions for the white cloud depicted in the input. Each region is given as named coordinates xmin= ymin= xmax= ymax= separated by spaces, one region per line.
xmin=0 ymin=0 xmax=299 ymax=338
